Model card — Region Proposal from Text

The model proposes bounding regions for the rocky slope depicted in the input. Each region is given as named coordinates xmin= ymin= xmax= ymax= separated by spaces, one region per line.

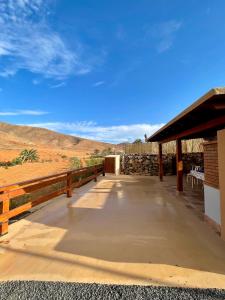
xmin=0 ymin=122 xmax=117 ymax=151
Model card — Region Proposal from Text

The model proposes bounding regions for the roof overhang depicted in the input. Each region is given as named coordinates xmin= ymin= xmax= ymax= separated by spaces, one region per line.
xmin=147 ymin=88 xmax=225 ymax=143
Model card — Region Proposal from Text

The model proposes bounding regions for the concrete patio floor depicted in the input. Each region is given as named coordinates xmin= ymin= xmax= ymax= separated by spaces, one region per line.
xmin=0 ymin=175 xmax=225 ymax=288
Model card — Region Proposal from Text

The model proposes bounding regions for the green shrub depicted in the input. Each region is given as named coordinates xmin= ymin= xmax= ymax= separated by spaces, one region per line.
xmin=0 ymin=161 xmax=11 ymax=167
xmin=0 ymin=149 xmax=39 ymax=169
xmin=70 ymin=157 xmax=82 ymax=169
xmin=85 ymin=157 xmax=103 ymax=167
xmin=100 ymin=147 xmax=115 ymax=157
xmin=0 ymin=158 xmax=22 ymax=168
xmin=133 ymin=138 xmax=143 ymax=144
xmin=11 ymin=157 xmax=23 ymax=166
xmin=19 ymin=149 xmax=39 ymax=163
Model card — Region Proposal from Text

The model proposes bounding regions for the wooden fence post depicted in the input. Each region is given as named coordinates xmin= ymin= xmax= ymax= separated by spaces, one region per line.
xmin=176 ymin=139 xmax=183 ymax=192
xmin=67 ymin=171 xmax=72 ymax=198
xmin=94 ymin=166 xmax=97 ymax=182
xmin=0 ymin=193 xmax=9 ymax=236
xmin=103 ymin=163 xmax=105 ymax=176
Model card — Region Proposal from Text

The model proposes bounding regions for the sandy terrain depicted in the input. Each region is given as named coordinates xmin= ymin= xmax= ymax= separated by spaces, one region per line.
xmin=0 ymin=147 xmax=94 ymax=186
xmin=0 ymin=161 xmax=69 ymax=186
xmin=0 ymin=145 xmax=122 ymax=186
xmin=0 ymin=122 xmax=123 ymax=186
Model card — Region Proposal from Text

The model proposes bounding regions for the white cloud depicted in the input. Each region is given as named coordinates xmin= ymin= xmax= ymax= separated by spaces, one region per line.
xmin=0 ymin=0 xmax=91 ymax=79
xmin=149 ymin=20 xmax=182 ymax=53
xmin=92 ymin=81 xmax=105 ymax=87
xmin=0 ymin=110 xmax=48 ymax=116
xmin=50 ymin=82 xmax=66 ymax=89
xmin=25 ymin=121 xmax=164 ymax=143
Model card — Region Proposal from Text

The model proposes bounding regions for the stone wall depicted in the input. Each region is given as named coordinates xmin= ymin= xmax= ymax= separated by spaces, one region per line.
xmin=122 ymin=153 xmax=203 ymax=176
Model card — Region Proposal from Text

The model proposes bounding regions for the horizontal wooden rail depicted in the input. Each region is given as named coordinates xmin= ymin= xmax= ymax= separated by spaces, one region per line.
xmin=0 ymin=164 xmax=105 ymax=236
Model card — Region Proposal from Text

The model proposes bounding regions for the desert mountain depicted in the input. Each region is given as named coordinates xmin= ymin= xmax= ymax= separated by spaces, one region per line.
xmin=0 ymin=122 xmax=123 ymax=185
xmin=0 ymin=122 xmax=118 ymax=152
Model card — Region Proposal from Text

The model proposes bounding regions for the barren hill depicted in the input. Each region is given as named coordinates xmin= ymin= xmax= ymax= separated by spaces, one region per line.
xmin=0 ymin=121 xmax=125 ymax=186
xmin=0 ymin=122 xmax=117 ymax=152
xmin=0 ymin=122 xmax=81 ymax=149
xmin=0 ymin=122 xmax=123 ymax=185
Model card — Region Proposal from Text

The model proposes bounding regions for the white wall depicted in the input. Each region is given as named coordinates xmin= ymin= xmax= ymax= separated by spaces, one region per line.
xmin=115 ymin=155 xmax=120 ymax=175
xmin=204 ymin=184 xmax=221 ymax=225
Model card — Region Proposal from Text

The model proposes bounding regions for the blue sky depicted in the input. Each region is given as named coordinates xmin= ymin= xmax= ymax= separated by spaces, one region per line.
xmin=0 ymin=0 xmax=225 ymax=143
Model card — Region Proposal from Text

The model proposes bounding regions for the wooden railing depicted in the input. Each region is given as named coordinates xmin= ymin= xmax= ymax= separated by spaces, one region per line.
xmin=0 ymin=164 xmax=105 ymax=236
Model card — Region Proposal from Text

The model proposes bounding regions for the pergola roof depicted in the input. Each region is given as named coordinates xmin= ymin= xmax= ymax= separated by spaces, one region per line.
xmin=148 ymin=88 xmax=225 ymax=143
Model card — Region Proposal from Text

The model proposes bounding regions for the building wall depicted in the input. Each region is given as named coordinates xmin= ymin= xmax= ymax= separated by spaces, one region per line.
xmin=203 ymin=141 xmax=219 ymax=189
xmin=218 ymin=129 xmax=225 ymax=240
xmin=203 ymin=141 xmax=221 ymax=230
xmin=204 ymin=184 xmax=221 ymax=225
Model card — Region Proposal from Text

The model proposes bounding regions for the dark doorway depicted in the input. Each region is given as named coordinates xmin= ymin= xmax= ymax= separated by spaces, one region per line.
xmin=105 ymin=157 xmax=115 ymax=173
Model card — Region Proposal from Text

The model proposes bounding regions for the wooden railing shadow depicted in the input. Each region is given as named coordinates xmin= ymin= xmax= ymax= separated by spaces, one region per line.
xmin=0 ymin=164 xmax=105 ymax=236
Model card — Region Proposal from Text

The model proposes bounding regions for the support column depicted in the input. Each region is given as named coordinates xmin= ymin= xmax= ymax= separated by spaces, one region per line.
xmin=176 ymin=139 xmax=183 ymax=192
xmin=94 ymin=166 xmax=97 ymax=182
xmin=158 ymin=143 xmax=163 ymax=181
xmin=218 ymin=129 xmax=225 ymax=240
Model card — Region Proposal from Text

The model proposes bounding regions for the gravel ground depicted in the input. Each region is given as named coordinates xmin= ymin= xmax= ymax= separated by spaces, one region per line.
xmin=0 ymin=281 xmax=225 ymax=300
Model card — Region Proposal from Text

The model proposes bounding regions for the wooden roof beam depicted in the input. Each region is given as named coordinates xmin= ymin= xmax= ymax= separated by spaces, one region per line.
xmin=158 ymin=115 xmax=225 ymax=144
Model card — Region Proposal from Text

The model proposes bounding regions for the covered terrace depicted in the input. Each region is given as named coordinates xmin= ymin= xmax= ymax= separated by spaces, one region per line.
xmin=147 ymin=87 xmax=225 ymax=240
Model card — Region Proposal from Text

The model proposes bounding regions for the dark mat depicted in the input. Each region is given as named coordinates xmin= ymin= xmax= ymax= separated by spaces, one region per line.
xmin=0 ymin=281 xmax=225 ymax=300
